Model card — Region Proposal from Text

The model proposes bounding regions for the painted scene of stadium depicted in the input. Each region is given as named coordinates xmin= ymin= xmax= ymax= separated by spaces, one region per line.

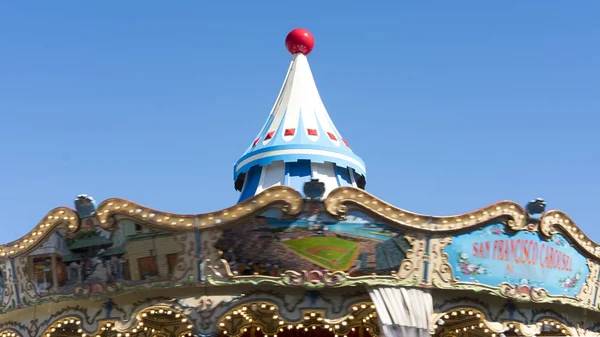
xmin=214 ymin=212 xmax=410 ymax=276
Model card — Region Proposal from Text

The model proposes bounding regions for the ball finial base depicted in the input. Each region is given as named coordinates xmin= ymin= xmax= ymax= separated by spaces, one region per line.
xmin=285 ymin=28 xmax=315 ymax=55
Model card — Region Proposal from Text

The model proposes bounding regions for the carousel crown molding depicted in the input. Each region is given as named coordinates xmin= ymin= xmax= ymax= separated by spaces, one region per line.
xmin=5 ymin=185 xmax=599 ymax=261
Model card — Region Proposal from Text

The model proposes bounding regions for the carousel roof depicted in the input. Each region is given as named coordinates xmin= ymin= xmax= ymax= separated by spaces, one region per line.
xmin=233 ymin=29 xmax=366 ymax=184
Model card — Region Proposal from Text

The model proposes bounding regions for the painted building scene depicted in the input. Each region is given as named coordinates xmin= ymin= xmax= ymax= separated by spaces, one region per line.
xmin=0 ymin=28 xmax=599 ymax=337
xmin=22 ymin=196 xmax=193 ymax=298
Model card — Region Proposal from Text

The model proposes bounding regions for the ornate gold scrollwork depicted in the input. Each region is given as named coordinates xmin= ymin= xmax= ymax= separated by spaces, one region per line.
xmin=496 ymin=283 xmax=551 ymax=303
xmin=396 ymin=234 xmax=426 ymax=285
xmin=325 ymin=187 xmax=526 ymax=233
xmin=577 ymin=259 xmax=600 ymax=307
xmin=0 ymin=207 xmax=79 ymax=258
xmin=429 ymin=237 xmax=456 ymax=288
xmin=539 ymin=210 xmax=600 ymax=259
xmin=96 ymin=186 xmax=304 ymax=232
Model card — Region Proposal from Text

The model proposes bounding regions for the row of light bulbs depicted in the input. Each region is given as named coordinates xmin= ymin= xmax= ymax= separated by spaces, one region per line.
xmin=437 ymin=309 xmax=570 ymax=336
xmin=100 ymin=200 xmax=237 ymax=229
xmin=142 ymin=308 xmax=183 ymax=318
xmin=225 ymin=324 xmax=373 ymax=337
xmin=0 ymin=332 xmax=19 ymax=337
xmin=43 ymin=309 xmax=193 ymax=337
xmin=0 ymin=210 xmax=76 ymax=257
xmin=220 ymin=303 xmax=377 ymax=337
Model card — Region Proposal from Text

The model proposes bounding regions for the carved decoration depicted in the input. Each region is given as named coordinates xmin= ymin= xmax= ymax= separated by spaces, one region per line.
xmin=429 ymin=236 xmax=455 ymax=288
xmin=15 ymin=255 xmax=38 ymax=306
xmin=281 ymin=270 xmax=347 ymax=287
xmin=205 ymin=259 xmax=407 ymax=289
xmin=172 ymin=295 xmax=238 ymax=333
xmin=0 ymin=260 xmax=16 ymax=311
xmin=171 ymin=232 xmax=196 ymax=283
xmin=577 ymin=259 xmax=600 ymax=308
xmin=396 ymin=234 xmax=426 ymax=284
xmin=496 ymin=283 xmax=551 ymax=303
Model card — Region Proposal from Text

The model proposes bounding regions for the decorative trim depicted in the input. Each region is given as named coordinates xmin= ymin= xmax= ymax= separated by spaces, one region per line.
xmin=396 ymin=234 xmax=426 ymax=285
xmin=540 ymin=210 xmax=600 ymax=258
xmin=96 ymin=186 xmax=303 ymax=232
xmin=0 ymin=207 xmax=79 ymax=258
xmin=431 ymin=301 xmax=591 ymax=336
xmin=205 ymin=259 xmax=414 ymax=289
xmin=435 ymin=281 xmax=595 ymax=309
xmin=576 ymin=259 xmax=599 ymax=308
xmin=235 ymin=147 xmax=367 ymax=177
xmin=0 ymin=328 xmax=23 ymax=337
xmin=429 ymin=237 xmax=455 ymax=288
xmin=431 ymin=308 xmax=505 ymax=336
xmin=325 ymin=186 xmax=600 ymax=259
xmin=325 ymin=187 xmax=526 ymax=232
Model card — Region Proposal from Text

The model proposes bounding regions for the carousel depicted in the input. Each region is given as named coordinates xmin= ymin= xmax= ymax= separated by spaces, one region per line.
xmin=1 ymin=29 xmax=599 ymax=337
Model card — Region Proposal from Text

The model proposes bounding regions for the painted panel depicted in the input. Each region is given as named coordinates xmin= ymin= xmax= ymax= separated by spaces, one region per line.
xmin=17 ymin=216 xmax=196 ymax=304
xmin=214 ymin=210 xmax=409 ymax=276
xmin=445 ymin=223 xmax=589 ymax=297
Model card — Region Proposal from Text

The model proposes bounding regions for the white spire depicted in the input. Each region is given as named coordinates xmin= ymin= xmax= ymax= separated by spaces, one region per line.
xmin=234 ymin=29 xmax=366 ymax=201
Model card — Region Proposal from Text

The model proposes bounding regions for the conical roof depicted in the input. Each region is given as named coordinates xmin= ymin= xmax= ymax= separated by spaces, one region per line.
xmin=234 ymin=30 xmax=366 ymax=189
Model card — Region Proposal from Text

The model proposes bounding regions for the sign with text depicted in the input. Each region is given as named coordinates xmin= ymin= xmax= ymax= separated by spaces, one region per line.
xmin=445 ymin=223 xmax=589 ymax=297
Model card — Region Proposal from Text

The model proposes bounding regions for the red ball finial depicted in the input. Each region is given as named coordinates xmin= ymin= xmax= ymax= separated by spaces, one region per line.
xmin=285 ymin=28 xmax=315 ymax=55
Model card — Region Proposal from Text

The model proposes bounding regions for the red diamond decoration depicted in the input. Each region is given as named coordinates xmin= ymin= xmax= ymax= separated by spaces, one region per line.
xmin=265 ymin=131 xmax=275 ymax=140
xmin=252 ymin=138 xmax=260 ymax=147
xmin=327 ymin=132 xmax=337 ymax=140
xmin=284 ymin=128 xmax=296 ymax=136
xmin=342 ymin=138 xmax=350 ymax=147
xmin=307 ymin=128 xmax=318 ymax=136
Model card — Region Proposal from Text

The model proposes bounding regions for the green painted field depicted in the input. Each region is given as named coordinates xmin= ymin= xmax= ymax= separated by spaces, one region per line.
xmin=282 ymin=237 xmax=359 ymax=270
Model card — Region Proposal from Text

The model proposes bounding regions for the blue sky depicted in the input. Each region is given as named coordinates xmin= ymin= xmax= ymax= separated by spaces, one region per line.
xmin=0 ymin=2 xmax=598 ymax=242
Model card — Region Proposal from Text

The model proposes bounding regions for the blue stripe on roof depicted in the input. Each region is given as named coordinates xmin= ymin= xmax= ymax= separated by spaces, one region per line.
xmin=234 ymin=143 xmax=366 ymax=178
